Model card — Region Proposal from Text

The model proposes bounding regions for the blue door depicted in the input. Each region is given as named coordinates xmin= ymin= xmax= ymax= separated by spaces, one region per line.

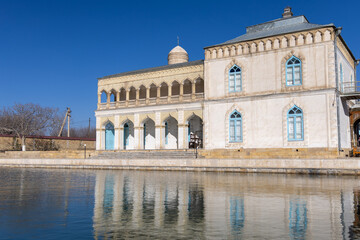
xmin=105 ymin=122 xmax=114 ymax=150
xmin=124 ymin=123 xmax=129 ymax=149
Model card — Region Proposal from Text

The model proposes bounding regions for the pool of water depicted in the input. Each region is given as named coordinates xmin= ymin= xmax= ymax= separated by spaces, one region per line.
xmin=0 ymin=167 xmax=360 ymax=239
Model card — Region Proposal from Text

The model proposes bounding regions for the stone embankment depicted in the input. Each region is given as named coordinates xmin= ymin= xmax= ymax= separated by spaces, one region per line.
xmin=0 ymin=150 xmax=360 ymax=175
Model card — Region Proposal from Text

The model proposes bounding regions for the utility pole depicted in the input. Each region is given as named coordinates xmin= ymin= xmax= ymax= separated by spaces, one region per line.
xmin=58 ymin=108 xmax=71 ymax=137
xmin=67 ymin=108 xmax=71 ymax=137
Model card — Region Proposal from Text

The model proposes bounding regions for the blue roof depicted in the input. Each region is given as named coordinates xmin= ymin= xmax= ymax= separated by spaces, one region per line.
xmin=206 ymin=16 xmax=334 ymax=48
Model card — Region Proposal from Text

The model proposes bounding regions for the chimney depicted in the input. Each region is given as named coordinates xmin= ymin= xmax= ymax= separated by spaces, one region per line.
xmin=282 ymin=7 xmax=293 ymax=18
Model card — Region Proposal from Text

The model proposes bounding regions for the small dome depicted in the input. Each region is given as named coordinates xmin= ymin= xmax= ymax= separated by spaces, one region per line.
xmin=168 ymin=45 xmax=189 ymax=65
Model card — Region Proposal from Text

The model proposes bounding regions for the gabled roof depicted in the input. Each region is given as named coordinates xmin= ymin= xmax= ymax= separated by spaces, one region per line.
xmin=205 ymin=15 xmax=334 ymax=48
xmin=98 ymin=60 xmax=204 ymax=80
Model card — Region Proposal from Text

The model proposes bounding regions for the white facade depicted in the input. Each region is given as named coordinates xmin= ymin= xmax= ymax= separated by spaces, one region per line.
xmin=95 ymin=8 xmax=357 ymax=153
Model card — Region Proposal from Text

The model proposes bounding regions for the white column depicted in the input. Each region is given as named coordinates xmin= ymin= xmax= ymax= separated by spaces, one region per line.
xmin=155 ymin=112 xmax=161 ymax=149
xmin=96 ymin=130 xmax=101 ymax=150
xmin=119 ymin=128 xmax=124 ymax=150
xmin=96 ymin=117 xmax=101 ymax=150
xmin=155 ymin=126 xmax=161 ymax=149
xmin=100 ymin=130 xmax=105 ymax=150
xmin=114 ymin=115 xmax=120 ymax=150
xmin=134 ymin=127 xmax=140 ymax=150
xmin=178 ymin=125 xmax=184 ymax=149
xmin=178 ymin=110 xmax=184 ymax=149
xmin=139 ymin=126 xmax=144 ymax=149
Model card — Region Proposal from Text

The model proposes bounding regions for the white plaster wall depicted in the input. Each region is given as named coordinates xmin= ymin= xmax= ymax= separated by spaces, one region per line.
xmin=205 ymin=42 xmax=334 ymax=100
xmin=96 ymin=117 xmax=101 ymax=150
xmin=339 ymin=98 xmax=351 ymax=149
xmin=336 ymin=47 xmax=356 ymax=92
xmin=204 ymin=91 xmax=335 ymax=149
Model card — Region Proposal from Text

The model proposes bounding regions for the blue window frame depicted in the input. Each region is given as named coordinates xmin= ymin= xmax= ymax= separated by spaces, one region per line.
xmin=286 ymin=56 xmax=302 ymax=86
xmin=229 ymin=65 xmax=242 ymax=92
xmin=287 ymin=105 xmax=303 ymax=141
xmin=165 ymin=122 xmax=168 ymax=144
xmin=229 ymin=110 xmax=242 ymax=142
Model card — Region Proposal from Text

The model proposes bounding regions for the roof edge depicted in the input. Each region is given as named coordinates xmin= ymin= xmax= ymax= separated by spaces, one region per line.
xmin=98 ymin=60 xmax=204 ymax=80
xmin=338 ymin=34 xmax=356 ymax=61
xmin=204 ymin=24 xmax=335 ymax=49
xmin=245 ymin=15 xmax=309 ymax=33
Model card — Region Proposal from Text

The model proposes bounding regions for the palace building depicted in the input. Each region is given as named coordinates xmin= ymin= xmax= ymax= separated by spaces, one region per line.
xmin=95 ymin=7 xmax=359 ymax=157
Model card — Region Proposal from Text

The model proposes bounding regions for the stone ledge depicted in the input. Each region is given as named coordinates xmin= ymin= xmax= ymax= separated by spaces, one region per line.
xmin=1 ymin=158 xmax=360 ymax=175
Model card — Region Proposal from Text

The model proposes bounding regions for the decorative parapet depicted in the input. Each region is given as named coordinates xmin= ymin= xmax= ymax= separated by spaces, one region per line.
xmin=204 ymin=28 xmax=334 ymax=61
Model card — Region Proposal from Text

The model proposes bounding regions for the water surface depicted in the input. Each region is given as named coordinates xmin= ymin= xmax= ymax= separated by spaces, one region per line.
xmin=0 ymin=167 xmax=359 ymax=239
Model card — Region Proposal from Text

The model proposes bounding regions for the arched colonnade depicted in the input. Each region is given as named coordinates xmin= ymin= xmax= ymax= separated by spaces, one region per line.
xmin=100 ymin=112 xmax=203 ymax=150
xmin=98 ymin=78 xmax=204 ymax=109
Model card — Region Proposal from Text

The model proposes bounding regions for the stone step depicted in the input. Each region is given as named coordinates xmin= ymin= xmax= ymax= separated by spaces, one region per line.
xmin=91 ymin=150 xmax=199 ymax=159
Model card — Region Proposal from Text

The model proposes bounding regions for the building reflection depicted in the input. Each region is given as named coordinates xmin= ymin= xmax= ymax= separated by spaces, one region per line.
xmin=289 ymin=198 xmax=307 ymax=240
xmin=91 ymin=171 xmax=360 ymax=239
xmin=229 ymin=197 xmax=245 ymax=236
xmin=349 ymin=190 xmax=360 ymax=239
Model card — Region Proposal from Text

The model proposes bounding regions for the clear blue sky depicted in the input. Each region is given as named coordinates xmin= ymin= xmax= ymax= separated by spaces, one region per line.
xmin=0 ymin=0 xmax=359 ymax=128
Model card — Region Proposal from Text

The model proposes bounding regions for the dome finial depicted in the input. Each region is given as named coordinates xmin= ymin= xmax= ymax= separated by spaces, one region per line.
xmin=177 ymin=36 xmax=180 ymax=46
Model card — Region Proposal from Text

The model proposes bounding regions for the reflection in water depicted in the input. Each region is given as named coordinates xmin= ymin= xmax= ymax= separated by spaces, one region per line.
xmin=350 ymin=191 xmax=360 ymax=239
xmin=2 ymin=168 xmax=360 ymax=239
xmin=289 ymin=199 xmax=307 ymax=240
xmin=230 ymin=197 xmax=245 ymax=236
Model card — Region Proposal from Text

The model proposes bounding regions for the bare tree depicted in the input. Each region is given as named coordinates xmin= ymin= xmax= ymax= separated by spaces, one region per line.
xmin=0 ymin=103 xmax=61 ymax=151
xmin=69 ymin=126 xmax=96 ymax=138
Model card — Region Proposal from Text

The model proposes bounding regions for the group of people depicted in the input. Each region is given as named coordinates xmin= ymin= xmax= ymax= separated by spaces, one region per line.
xmin=189 ymin=132 xmax=202 ymax=149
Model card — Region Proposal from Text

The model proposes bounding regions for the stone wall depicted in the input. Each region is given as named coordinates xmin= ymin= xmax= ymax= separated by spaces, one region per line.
xmin=1 ymin=157 xmax=360 ymax=175
xmin=0 ymin=135 xmax=96 ymax=151
xmin=0 ymin=150 xmax=97 ymax=159
xmin=199 ymin=147 xmax=342 ymax=159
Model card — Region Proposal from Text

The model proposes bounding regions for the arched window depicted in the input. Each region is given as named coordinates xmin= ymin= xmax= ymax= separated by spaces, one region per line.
xmin=160 ymin=82 xmax=168 ymax=97
xmin=287 ymin=105 xmax=303 ymax=141
xmin=229 ymin=65 xmax=242 ymax=92
xmin=183 ymin=80 xmax=192 ymax=94
xmin=110 ymin=91 xmax=116 ymax=102
xmin=124 ymin=123 xmax=129 ymax=146
xmin=105 ymin=122 xmax=114 ymax=150
xmin=286 ymin=56 xmax=302 ymax=86
xmin=150 ymin=84 xmax=157 ymax=98
xmin=229 ymin=110 xmax=242 ymax=142
xmin=195 ymin=78 xmax=204 ymax=93
xmin=119 ymin=88 xmax=126 ymax=101
xmin=172 ymin=81 xmax=180 ymax=96
xmin=139 ymin=85 xmax=146 ymax=99
xmin=101 ymin=91 xmax=107 ymax=103
xmin=129 ymin=87 xmax=136 ymax=100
